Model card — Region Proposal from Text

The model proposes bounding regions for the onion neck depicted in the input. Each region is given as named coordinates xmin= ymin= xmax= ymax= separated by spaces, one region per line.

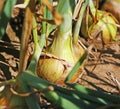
xmin=47 ymin=30 xmax=75 ymax=63
xmin=46 ymin=0 xmax=75 ymax=63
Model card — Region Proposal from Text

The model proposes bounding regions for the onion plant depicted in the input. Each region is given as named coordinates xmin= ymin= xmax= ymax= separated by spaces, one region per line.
xmin=0 ymin=0 xmax=120 ymax=109
xmin=81 ymin=0 xmax=118 ymax=44
xmin=37 ymin=0 xmax=86 ymax=84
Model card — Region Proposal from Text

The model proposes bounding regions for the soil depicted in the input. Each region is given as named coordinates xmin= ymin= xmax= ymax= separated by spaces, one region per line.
xmin=79 ymin=37 xmax=120 ymax=95
xmin=0 ymin=4 xmax=120 ymax=108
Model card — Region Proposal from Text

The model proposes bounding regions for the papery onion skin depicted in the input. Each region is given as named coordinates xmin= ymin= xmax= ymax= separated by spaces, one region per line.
xmin=37 ymin=58 xmax=65 ymax=83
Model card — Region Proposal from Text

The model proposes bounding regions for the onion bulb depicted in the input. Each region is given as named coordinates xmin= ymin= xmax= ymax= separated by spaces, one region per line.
xmin=37 ymin=34 xmax=84 ymax=84
xmin=89 ymin=11 xmax=118 ymax=44
xmin=81 ymin=8 xmax=118 ymax=44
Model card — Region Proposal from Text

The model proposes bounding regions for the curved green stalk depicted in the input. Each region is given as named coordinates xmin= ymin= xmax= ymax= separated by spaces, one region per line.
xmin=27 ymin=16 xmax=41 ymax=74
xmin=56 ymin=0 xmax=72 ymax=35
xmin=65 ymin=50 xmax=88 ymax=83
xmin=17 ymin=73 xmax=95 ymax=109
xmin=73 ymin=0 xmax=89 ymax=44
xmin=46 ymin=0 xmax=55 ymax=37
xmin=23 ymin=4 xmax=48 ymax=108
xmin=89 ymin=0 xmax=95 ymax=11
xmin=66 ymin=83 xmax=120 ymax=104
xmin=17 ymin=71 xmax=120 ymax=109
xmin=24 ymin=8 xmax=48 ymax=109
